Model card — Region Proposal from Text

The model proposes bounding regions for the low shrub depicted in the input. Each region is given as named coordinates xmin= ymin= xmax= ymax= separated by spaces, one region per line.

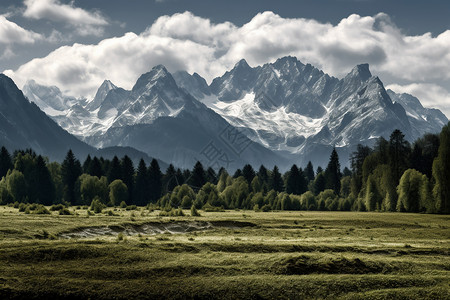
xmin=34 ymin=205 xmax=50 ymax=215
xmin=202 ymin=203 xmax=225 ymax=212
xmin=117 ymin=232 xmax=125 ymax=241
xmin=106 ymin=210 xmax=118 ymax=216
xmin=191 ymin=205 xmax=201 ymax=217
xmin=50 ymin=204 xmax=65 ymax=211
xmin=261 ymin=204 xmax=272 ymax=212
xmin=58 ymin=208 xmax=72 ymax=215
xmin=18 ymin=203 xmax=28 ymax=212
xmin=159 ymin=207 xmax=185 ymax=217
xmin=90 ymin=197 xmax=105 ymax=214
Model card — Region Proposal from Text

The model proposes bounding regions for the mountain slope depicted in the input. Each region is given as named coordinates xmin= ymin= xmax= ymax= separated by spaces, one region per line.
xmin=22 ymin=80 xmax=84 ymax=116
xmin=0 ymin=74 xmax=94 ymax=161
xmin=387 ymin=90 xmax=448 ymax=139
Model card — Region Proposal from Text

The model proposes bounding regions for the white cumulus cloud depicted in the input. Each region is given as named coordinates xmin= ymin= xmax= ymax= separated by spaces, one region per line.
xmin=4 ymin=11 xmax=450 ymax=117
xmin=0 ymin=15 xmax=43 ymax=45
xmin=23 ymin=0 xmax=108 ymax=36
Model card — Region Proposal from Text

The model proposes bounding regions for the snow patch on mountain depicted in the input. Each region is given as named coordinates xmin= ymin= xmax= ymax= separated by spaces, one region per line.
xmin=205 ymin=92 xmax=324 ymax=151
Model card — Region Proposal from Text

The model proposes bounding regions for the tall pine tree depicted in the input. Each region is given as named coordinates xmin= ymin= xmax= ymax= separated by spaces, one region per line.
xmin=350 ymin=144 xmax=372 ymax=197
xmin=305 ymin=161 xmax=315 ymax=182
xmin=163 ymin=164 xmax=178 ymax=194
xmin=269 ymin=166 xmax=283 ymax=192
xmin=34 ymin=155 xmax=55 ymax=205
xmin=206 ymin=167 xmax=218 ymax=184
xmin=82 ymin=155 xmax=92 ymax=173
xmin=0 ymin=147 xmax=13 ymax=179
xmin=189 ymin=161 xmax=207 ymax=189
xmin=88 ymin=156 xmax=103 ymax=178
xmin=242 ymin=164 xmax=256 ymax=184
xmin=61 ymin=150 xmax=82 ymax=204
xmin=286 ymin=164 xmax=300 ymax=194
xmin=313 ymin=172 xmax=326 ymax=195
xmin=325 ymin=148 xmax=341 ymax=194
xmin=148 ymin=159 xmax=162 ymax=203
xmin=389 ymin=129 xmax=411 ymax=184
xmin=134 ymin=159 xmax=148 ymax=206
xmin=107 ymin=156 xmax=122 ymax=183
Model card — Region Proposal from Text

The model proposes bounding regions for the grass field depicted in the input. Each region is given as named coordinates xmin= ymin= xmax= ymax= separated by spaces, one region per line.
xmin=0 ymin=206 xmax=449 ymax=299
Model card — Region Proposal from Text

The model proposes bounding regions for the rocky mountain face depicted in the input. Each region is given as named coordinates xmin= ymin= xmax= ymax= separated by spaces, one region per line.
xmin=387 ymin=90 xmax=448 ymax=140
xmin=0 ymin=74 xmax=93 ymax=161
xmin=22 ymin=57 xmax=448 ymax=169
xmin=174 ymin=57 xmax=447 ymax=167
xmin=22 ymin=79 xmax=85 ymax=115
xmin=82 ymin=66 xmax=287 ymax=170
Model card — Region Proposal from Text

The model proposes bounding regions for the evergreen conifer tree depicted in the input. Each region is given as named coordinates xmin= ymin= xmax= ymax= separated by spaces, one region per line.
xmin=34 ymin=155 xmax=55 ymax=205
xmin=270 ymin=166 xmax=283 ymax=192
xmin=148 ymin=159 xmax=162 ymax=203
xmin=206 ymin=167 xmax=217 ymax=184
xmin=107 ymin=156 xmax=122 ymax=183
xmin=134 ymin=159 xmax=148 ymax=206
xmin=313 ymin=172 xmax=326 ymax=195
xmin=305 ymin=161 xmax=315 ymax=182
xmin=233 ymin=168 xmax=243 ymax=178
xmin=0 ymin=146 xmax=13 ymax=178
xmin=189 ymin=161 xmax=207 ymax=189
xmin=88 ymin=156 xmax=103 ymax=178
xmin=242 ymin=164 xmax=256 ymax=184
xmin=61 ymin=150 xmax=82 ymax=204
xmin=325 ymin=148 xmax=341 ymax=194
xmin=163 ymin=164 xmax=178 ymax=194
xmin=389 ymin=129 xmax=411 ymax=184
xmin=285 ymin=164 xmax=301 ymax=194
xmin=82 ymin=155 xmax=92 ymax=173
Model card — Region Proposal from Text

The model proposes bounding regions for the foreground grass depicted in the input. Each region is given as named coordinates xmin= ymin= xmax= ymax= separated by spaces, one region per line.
xmin=0 ymin=206 xmax=449 ymax=299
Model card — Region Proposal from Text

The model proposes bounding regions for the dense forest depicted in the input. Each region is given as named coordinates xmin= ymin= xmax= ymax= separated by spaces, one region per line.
xmin=0 ymin=123 xmax=449 ymax=214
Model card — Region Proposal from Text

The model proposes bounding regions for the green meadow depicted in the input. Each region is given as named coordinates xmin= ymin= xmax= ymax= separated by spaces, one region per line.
xmin=0 ymin=207 xmax=449 ymax=299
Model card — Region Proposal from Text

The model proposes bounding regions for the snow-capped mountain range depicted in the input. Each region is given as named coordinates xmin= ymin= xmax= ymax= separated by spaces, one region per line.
xmin=21 ymin=56 xmax=448 ymax=169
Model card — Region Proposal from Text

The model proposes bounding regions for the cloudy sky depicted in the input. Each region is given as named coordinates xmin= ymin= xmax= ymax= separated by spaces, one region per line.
xmin=1 ymin=0 xmax=449 ymax=117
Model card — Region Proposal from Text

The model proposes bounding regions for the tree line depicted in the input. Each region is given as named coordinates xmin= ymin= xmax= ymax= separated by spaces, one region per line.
xmin=0 ymin=122 xmax=448 ymax=214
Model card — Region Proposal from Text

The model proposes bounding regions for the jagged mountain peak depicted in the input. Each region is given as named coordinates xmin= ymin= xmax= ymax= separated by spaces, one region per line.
xmin=99 ymin=79 xmax=116 ymax=90
xmin=173 ymin=70 xmax=211 ymax=99
xmin=275 ymin=55 xmax=300 ymax=64
xmin=234 ymin=58 xmax=252 ymax=70
xmin=272 ymin=56 xmax=304 ymax=72
xmin=132 ymin=64 xmax=176 ymax=92
xmin=346 ymin=63 xmax=372 ymax=82
xmin=87 ymin=79 xmax=119 ymax=111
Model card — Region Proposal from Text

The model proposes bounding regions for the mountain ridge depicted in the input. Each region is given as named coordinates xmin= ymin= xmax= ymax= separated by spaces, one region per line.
xmin=21 ymin=57 xmax=448 ymax=169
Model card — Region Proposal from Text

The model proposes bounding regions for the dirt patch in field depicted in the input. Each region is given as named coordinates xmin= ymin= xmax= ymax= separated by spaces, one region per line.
xmin=59 ymin=221 xmax=256 ymax=239
xmin=275 ymin=255 xmax=394 ymax=275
